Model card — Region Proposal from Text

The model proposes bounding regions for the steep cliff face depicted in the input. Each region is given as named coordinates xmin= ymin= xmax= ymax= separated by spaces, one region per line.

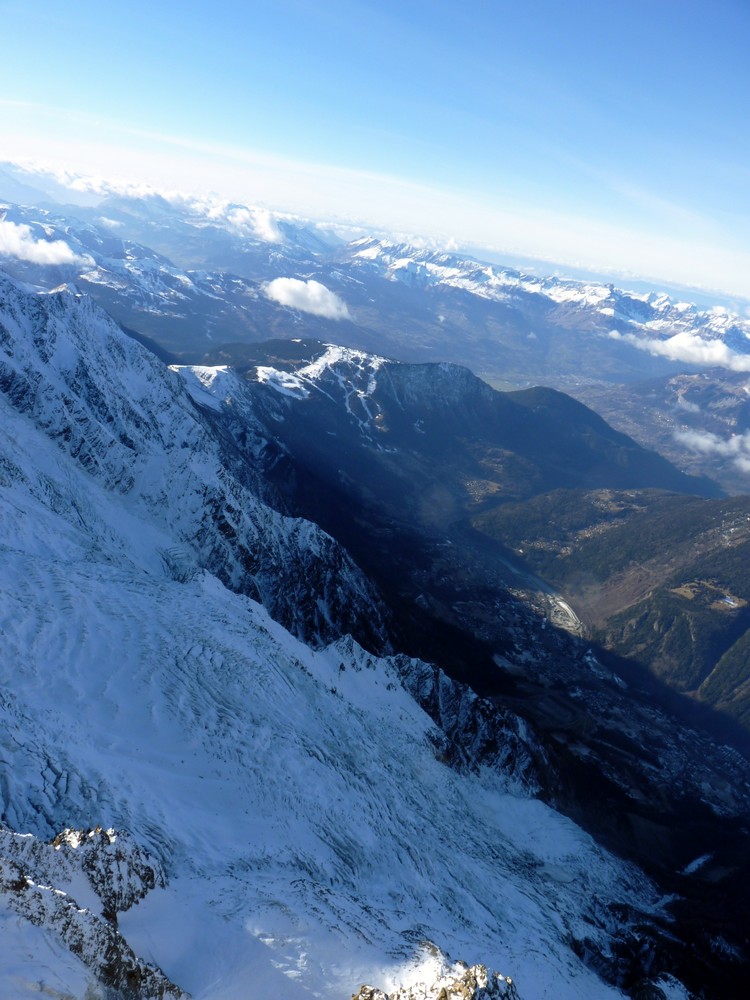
xmin=390 ymin=652 xmax=545 ymax=790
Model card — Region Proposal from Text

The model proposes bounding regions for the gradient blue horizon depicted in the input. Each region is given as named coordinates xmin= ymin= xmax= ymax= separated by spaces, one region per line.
xmin=0 ymin=0 xmax=748 ymax=296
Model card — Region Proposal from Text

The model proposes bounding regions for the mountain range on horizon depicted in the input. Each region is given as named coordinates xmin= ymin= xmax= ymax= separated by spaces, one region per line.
xmin=3 ymin=162 xmax=750 ymax=494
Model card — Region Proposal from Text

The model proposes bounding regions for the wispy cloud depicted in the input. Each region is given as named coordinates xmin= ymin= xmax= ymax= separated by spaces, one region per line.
xmin=675 ymin=394 xmax=701 ymax=414
xmin=611 ymin=179 xmax=717 ymax=235
xmin=0 ymin=219 xmax=88 ymax=266
xmin=264 ymin=278 xmax=351 ymax=320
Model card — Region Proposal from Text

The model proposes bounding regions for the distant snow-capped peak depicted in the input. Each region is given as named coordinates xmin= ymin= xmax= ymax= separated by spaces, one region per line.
xmin=344 ymin=237 xmax=750 ymax=357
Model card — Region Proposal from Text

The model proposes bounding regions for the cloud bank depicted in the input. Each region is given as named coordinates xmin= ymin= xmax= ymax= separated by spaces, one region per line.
xmin=223 ymin=206 xmax=282 ymax=243
xmin=0 ymin=220 xmax=85 ymax=265
xmin=674 ymin=427 xmax=750 ymax=474
xmin=609 ymin=329 xmax=750 ymax=373
xmin=264 ymin=278 xmax=350 ymax=320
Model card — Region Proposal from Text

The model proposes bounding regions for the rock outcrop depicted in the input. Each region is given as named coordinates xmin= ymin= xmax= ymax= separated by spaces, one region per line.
xmin=0 ymin=825 xmax=185 ymax=999
xmin=352 ymin=962 xmax=521 ymax=1000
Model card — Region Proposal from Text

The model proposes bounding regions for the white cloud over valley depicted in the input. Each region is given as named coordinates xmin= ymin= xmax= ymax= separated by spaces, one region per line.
xmin=0 ymin=220 xmax=86 ymax=266
xmin=609 ymin=328 xmax=750 ymax=373
xmin=264 ymin=278 xmax=350 ymax=320
xmin=223 ymin=206 xmax=282 ymax=243
xmin=674 ymin=427 xmax=750 ymax=473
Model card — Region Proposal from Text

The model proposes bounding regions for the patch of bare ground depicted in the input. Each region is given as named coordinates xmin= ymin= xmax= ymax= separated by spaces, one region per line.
xmin=566 ymin=570 xmax=661 ymax=628
xmin=558 ymin=505 xmax=750 ymax=628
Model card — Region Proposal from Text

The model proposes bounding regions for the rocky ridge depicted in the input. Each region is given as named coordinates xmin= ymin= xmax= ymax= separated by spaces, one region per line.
xmin=0 ymin=826 xmax=184 ymax=999
xmin=352 ymin=962 xmax=520 ymax=1000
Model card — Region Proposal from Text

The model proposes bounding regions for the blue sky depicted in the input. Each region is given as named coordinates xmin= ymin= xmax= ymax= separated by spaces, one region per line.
xmin=1 ymin=0 xmax=749 ymax=298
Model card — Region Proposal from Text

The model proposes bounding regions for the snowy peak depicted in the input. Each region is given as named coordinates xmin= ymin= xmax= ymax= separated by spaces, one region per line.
xmin=91 ymin=190 xmax=341 ymax=256
xmin=254 ymin=341 xmax=389 ymax=402
xmin=213 ymin=337 xmax=710 ymax=501
xmin=181 ymin=340 xmax=504 ymax=466
xmin=0 ymin=200 xmax=344 ymax=356
xmin=3 ymin=190 xmax=750 ymax=388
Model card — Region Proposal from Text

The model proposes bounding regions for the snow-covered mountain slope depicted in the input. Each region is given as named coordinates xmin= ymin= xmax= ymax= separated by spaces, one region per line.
xmin=199 ymin=340 xmax=715 ymax=506
xmin=173 ymin=339 xmax=750 ymax=996
xmin=0 ymin=273 xmax=687 ymax=997
xmin=0 ymin=271 xmax=387 ymax=650
xmin=0 ymin=546 xmax=659 ymax=1000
